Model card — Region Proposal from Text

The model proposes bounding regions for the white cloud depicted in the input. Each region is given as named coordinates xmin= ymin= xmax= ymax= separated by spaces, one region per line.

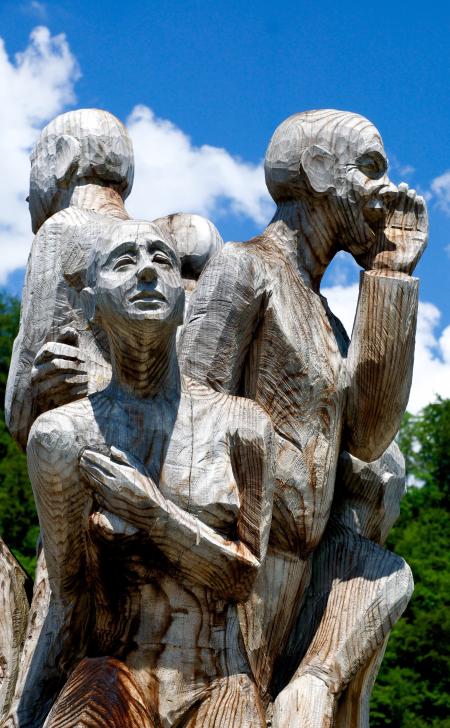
xmin=0 ymin=26 xmax=79 ymax=282
xmin=430 ymin=170 xmax=450 ymax=215
xmin=126 ymin=104 xmax=273 ymax=227
xmin=0 ymin=28 xmax=447 ymax=417
xmin=322 ymin=282 xmax=360 ymax=335
xmin=323 ymin=283 xmax=450 ymax=414
xmin=0 ymin=45 xmax=274 ymax=283
xmin=412 ymin=305 xmax=450 ymax=412
xmin=322 ymin=251 xmax=359 ymax=288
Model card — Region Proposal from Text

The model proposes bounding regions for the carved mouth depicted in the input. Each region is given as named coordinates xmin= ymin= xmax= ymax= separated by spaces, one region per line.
xmin=129 ymin=290 xmax=166 ymax=304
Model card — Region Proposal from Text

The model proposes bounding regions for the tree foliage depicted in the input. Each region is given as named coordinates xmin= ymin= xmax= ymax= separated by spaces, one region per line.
xmin=0 ymin=293 xmax=38 ymax=575
xmin=371 ymin=399 xmax=450 ymax=727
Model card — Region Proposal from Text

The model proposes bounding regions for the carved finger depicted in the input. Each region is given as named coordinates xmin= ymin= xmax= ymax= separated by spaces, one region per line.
xmin=110 ymin=446 xmax=135 ymax=468
xmin=415 ymin=195 xmax=429 ymax=235
xmin=32 ymin=358 xmax=87 ymax=382
xmin=80 ymin=453 xmax=117 ymax=491
xmin=80 ymin=450 xmax=135 ymax=489
xmin=109 ymin=446 xmax=149 ymax=476
xmin=34 ymin=342 xmax=85 ymax=366
xmin=34 ymin=375 xmax=88 ymax=399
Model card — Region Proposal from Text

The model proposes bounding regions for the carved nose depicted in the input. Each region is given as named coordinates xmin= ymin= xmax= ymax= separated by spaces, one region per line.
xmin=137 ymin=263 xmax=157 ymax=282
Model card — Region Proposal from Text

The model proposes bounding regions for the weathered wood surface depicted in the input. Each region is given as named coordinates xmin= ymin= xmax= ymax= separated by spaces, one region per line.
xmin=271 ymin=445 xmax=413 ymax=727
xmin=180 ymin=110 xmax=426 ymax=719
xmin=0 ymin=540 xmax=30 ymax=721
xmin=43 ymin=657 xmax=157 ymax=728
xmin=3 ymin=548 xmax=51 ymax=727
xmin=5 ymin=110 xmax=223 ymax=450
xmin=2 ymin=108 xmax=427 ymax=726
xmin=6 ymin=219 xmax=274 ymax=726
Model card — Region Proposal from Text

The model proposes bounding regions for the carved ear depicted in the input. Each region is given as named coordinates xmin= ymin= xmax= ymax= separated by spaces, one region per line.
xmin=80 ymin=287 xmax=96 ymax=323
xmin=300 ymin=144 xmax=336 ymax=194
xmin=54 ymin=135 xmax=81 ymax=186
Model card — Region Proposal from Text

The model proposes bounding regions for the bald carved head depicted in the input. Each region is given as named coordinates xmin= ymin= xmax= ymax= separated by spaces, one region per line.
xmin=265 ymin=109 xmax=389 ymax=201
xmin=29 ymin=109 xmax=134 ymax=233
xmin=265 ymin=109 xmax=398 ymax=254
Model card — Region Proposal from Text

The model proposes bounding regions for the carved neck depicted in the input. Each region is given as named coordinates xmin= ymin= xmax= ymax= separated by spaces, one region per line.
xmin=67 ymin=182 xmax=129 ymax=219
xmin=105 ymin=324 xmax=180 ymax=401
xmin=266 ymin=200 xmax=339 ymax=291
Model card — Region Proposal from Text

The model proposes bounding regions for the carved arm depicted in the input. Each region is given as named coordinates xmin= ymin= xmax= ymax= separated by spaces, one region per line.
xmin=179 ymin=246 xmax=263 ymax=393
xmin=345 ymin=188 xmax=427 ymax=461
xmin=344 ymin=269 xmax=418 ymax=462
xmin=80 ymin=416 xmax=274 ymax=603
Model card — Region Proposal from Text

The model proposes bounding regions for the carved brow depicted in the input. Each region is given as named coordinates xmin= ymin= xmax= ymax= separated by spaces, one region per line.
xmin=105 ymin=242 xmax=137 ymax=265
xmin=147 ymin=240 xmax=178 ymax=263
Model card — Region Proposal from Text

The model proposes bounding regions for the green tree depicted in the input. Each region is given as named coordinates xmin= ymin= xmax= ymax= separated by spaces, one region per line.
xmin=371 ymin=399 xmax=450 ymax=727
xmin=0 ymin=293 xmax=38 ymax=576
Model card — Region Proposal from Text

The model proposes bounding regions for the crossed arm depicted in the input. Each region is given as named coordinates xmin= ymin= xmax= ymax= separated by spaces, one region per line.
xmin=80 ymin=413 xmax=275 ymax=603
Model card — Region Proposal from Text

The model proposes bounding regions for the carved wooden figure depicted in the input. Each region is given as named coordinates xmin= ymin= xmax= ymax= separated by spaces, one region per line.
xmin=180 ymin=110 xmax=427 ymax=719
xmin=16 ymin=219 xmax=275 ymax=726
xmin=1 ymin=108 xmax=427 ymax=728
xmin=4 ymin=110 xmax=225 ymax=727
xmin=5 ymin=110 xmax=224 ymax=450
xmin=6 ymin=109 xmax=134 ymax=449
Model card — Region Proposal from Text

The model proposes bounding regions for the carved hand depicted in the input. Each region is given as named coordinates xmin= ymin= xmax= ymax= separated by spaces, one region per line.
xmin=359 ymin=183 xmax=428 ymax=275
xmin=31 ymin=328 xmax=88 ymax=413
xmin=80 ymin=447 xmax=259 ymax=600
xmin=80 ymin=447 xmax=162 ymax=513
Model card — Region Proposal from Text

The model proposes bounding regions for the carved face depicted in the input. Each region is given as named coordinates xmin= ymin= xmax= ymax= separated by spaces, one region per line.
xmin=91 ymin=221 xmax=185 ymax=330
xmin=328 ymin=119 xmax=397 ymax=255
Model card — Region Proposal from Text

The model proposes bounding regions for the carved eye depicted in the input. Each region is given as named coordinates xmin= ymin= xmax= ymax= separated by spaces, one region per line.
xmin=153 ymin=252 xmax=172 ymax=266
xmin=113 ymin=255 xmax=135 ymax=270
xmin=356 ymin=152 xmax=387 ymax=180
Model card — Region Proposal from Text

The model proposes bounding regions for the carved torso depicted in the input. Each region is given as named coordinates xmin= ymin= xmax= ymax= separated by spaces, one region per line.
xmin=29 ymin=378 xmax=267 ymax=723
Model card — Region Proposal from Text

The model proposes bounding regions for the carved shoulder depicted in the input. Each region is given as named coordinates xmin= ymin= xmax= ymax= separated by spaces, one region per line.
xmin=27 ymin=402 xmax=91 ymax=474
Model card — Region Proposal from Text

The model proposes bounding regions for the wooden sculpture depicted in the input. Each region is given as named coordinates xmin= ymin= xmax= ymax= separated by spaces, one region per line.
xmin=180 ymin=110 xmax=426 ymax=723
xmin=0 ymin=540 xmax=31 ymax=720
xmin=1 ymin=108 xmax=427 ymax=727
xmin=6 ymin=110 xmax=223 ymax=450
xmin=11 ymin=219 xmax=275 ymax=726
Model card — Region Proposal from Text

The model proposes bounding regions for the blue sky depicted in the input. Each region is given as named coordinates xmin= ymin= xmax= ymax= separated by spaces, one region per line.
xmin=0 ymin=0 xmax=449 ymax=410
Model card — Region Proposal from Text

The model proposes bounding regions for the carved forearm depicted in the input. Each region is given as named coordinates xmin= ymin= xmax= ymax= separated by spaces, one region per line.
xmin=148 ymin=496 xmax=260 ymax=601
xmin=81 ymin=448 xmax=262 ymax=600
xmin=89 ymin=471 xmax=260 ymax=601
xmin=5 ymin=333 xmax=36 ymax=450
xmin=345 ymin=270 xmax=418 ymax=461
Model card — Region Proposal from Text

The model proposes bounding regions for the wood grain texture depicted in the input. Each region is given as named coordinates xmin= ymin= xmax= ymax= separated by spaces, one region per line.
xmin=5 ymin=109 xmax=224 ymax=450
xmin=6 ymin=219 xmax=272 ymax=726
xmin=43 ymin=657 xmax=157 ymax=728
xmin=2 ymin=548 xmax=52 ymax=728
xmin=3 ymin=107 xmax=426 ymax=727
xmin=0 ymin=540 xmax=30 ymax=720
xmin=180 ymin=109 xmax=425 ymax=720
